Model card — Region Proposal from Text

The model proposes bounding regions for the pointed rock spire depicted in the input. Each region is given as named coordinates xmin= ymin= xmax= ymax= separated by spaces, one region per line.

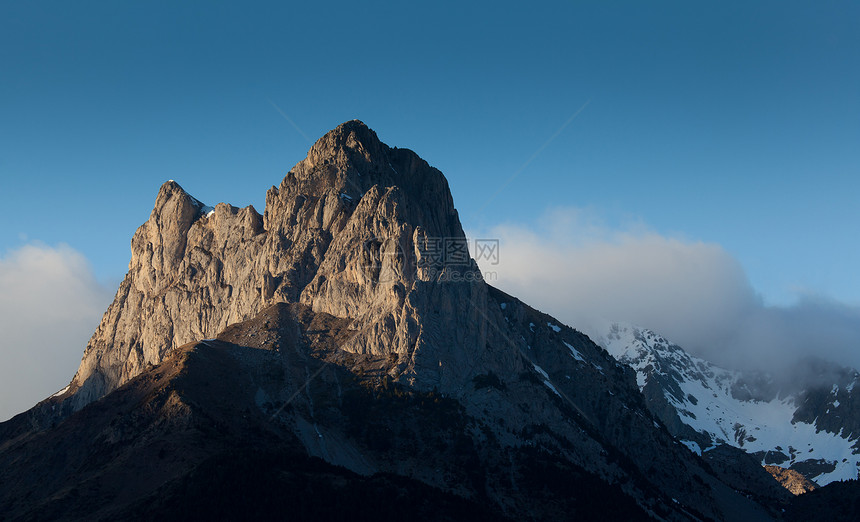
xmin=68 ymin=121 xmax=482 ymax=413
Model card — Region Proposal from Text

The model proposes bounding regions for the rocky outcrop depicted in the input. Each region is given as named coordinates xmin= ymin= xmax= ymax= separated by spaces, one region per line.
xmin=0 ymin=303 xmax=655 ymax=521
xmin=67 ymin=120 xmax=482 ymax=408
xmin=765 ymin=465 xmax=818 ymax=496
xmin=15 ymin=120 xmax=781 ymax=520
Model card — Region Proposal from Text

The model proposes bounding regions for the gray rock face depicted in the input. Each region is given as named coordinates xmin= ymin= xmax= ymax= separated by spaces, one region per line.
xmin=27 ymin=120 xmax=779 ymax=520
xmin=70 ymin=120 xmax=484 ymax=408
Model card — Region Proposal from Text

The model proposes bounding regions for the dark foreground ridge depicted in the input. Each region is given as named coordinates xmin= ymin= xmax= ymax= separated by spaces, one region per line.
xmin=1 ymin=303 xmax=649 ymax=521
xmin=1 ymin=121 xmax=828 ymax=520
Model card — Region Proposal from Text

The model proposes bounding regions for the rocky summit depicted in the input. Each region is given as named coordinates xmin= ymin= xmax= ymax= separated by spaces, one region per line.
xmin=68 ymin=120 xmax=475 ymax=409
xmin=0 ymin=121 xmax=822 ymax=520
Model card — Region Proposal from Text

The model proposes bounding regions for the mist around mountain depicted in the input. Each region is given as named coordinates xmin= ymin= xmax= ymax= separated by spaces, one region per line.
xmin=475 ymin=217 xmax=860 ymax=379
xmin=0 ymin=121 xmax=852 ymax=521
xmin=0 ymin=244 xmax=114 ymax=422
xmin=599 ymin=323 xmax=860 ymax=487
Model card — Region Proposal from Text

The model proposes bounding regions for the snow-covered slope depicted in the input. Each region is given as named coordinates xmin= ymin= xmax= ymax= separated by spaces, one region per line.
xmin=599 ymin=324 xmax=860 ymax=485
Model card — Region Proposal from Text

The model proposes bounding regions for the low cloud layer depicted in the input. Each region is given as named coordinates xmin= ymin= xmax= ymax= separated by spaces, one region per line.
xmin=474 ymin=208 xmax=860 ymax=373
xmin=0 ymin=244 xmax=113 ymax=421
xmin=2 ymin=219 xmax=857 ymax=422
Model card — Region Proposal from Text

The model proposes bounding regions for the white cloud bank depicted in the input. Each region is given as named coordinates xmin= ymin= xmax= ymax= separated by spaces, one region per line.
xmin=3 ymin=216 xmax=857 ymax=422
xmin=474 ymin=208 xmax=860 ymax=373
xmin=0 ymin=244 xmax=113 ymax=422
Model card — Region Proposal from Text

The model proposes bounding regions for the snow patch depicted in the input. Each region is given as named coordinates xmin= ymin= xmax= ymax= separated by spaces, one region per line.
xmin=564 ymin=341 xmax=586 ymax=363
xmin=51 ymin=385 xmax=70 ymax=398
xmin=532 ymin=363 xmax=549 ymax=380
xmin=547 ymin=322 xmax=561 ymax=333
xmin=543 ymin=380 xmax=561 ymax=397
xmin=680 ymin=440 xmax=702 ymax=456
xmin=603 ymin=322 xmax=860 ymax=485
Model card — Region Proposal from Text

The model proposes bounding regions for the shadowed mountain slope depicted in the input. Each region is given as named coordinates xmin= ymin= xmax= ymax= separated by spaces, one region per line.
xmin=1 ymin=121 xmax=779 ymax=521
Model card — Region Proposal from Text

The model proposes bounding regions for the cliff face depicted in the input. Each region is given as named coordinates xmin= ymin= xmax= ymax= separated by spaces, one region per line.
xmin=3 ymin=121 xmax=785 ymax=520
xmin=1 ymin=303 xmax=655 ymax=521
xmin=69 ymin=120 xmax=484 ymax=408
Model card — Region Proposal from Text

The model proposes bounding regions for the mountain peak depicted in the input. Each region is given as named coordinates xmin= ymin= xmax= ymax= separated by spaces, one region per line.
xmin=153 ymin=180 xmax=211 ymax=219
xmin=5 ymin=122 xmax=790 ymax=521
xmin=71 ymin=121 xmax=473 ymax=409
xmin=311 ymin=120 xmax=384 ymax=165
xmin=293 ymin=119 xmax=388 ymax=187
xmin=268 ymin=120 xmax=464 ymax=241
xmin=154 ymin=178 xmax=191 ymax=205
xmin=324 ymin=119 xmax=379 ymax=147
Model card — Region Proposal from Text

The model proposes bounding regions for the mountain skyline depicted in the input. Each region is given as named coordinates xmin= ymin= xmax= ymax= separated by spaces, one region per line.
xmin=2 ymin=2 xmax=859 ymax=421
xmin=0 ymin=120 xmax=784 ymax=520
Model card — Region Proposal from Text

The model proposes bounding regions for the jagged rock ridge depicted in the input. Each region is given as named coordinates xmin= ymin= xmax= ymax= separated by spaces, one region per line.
xmin=2 ymin=121 xmax=781 ymax=520
xmin=67 ymin=120 xmax=480 ymax=409
xmin=1 ymin=303 xmax=654 ymax=521
xmin=600 ymin=323 xmax=860 ymax=486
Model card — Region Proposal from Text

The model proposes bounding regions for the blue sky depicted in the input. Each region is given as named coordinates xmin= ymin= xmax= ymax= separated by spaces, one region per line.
xmin=1 ymin=2 xmax=859 ymax=418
